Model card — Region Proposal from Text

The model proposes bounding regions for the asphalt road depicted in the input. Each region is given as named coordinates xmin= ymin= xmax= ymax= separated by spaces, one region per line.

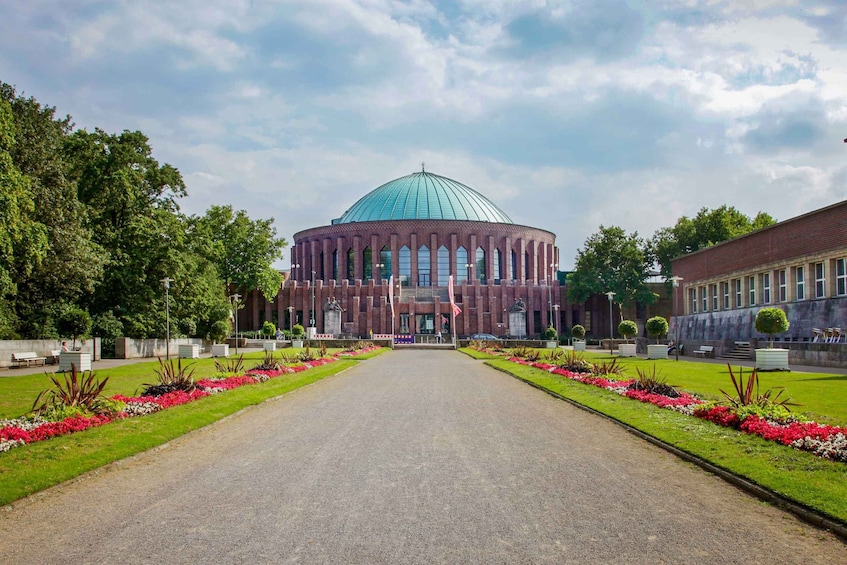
xmin=0 ymin=350 xmax=844 ymax=564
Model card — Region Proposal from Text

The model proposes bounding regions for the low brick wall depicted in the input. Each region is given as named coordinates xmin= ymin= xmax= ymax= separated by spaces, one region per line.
xmin=0 ymin=339 xmax=101 ymax=369
xmin=114 ymin=338 xmax=207 ymax=359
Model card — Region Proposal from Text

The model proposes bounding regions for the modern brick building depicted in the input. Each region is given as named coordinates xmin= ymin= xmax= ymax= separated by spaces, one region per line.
xmin=671 ymin=200 xmax=847 ymax=345
xmin=240 ymin=169 xmax=585 ymax=339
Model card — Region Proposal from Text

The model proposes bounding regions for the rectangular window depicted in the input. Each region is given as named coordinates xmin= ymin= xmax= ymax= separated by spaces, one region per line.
xmin=815 ymin=262 xmax=825 ymax=298
xmin=721 ymin=282 xmax=729 ymax=310
xmin=734 ymin=279 xmax=742 ymax=308
xmin=795 ymin=266 xmax=805 ymax=300
xmin=710 ymin=284 xmax=718 ymax=311
xmin=701 ymin=286 xmax=708 ymax=312
xmin=837 ymin=259 xmax=847 ymax=296
xmin=748 ymin=276 xmax=756 ymax=306
xmin=762 ymin=272 xmax=771 ymax=304
xmin=689 ymin=288 xmax=697 ymax=313
xmin=778 ymin=269 xmax=786 ymax=302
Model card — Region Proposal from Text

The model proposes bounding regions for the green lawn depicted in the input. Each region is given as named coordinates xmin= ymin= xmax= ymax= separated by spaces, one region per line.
xmin=472 ymin=352 xmax=847 ymax=525
xmin=0 ymin=348 xmax=386 ymax=505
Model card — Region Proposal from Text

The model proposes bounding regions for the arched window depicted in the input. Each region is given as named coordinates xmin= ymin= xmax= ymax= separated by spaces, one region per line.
xmin=437 ymin=245 xmax=450 ymax=286
xmin=418 ymin=245 xmax=431 ymax=286
xmin=363 ymin=247 xmax=373 ymax=281
xmin=347 ymin=248 xmax=355 ymax=282
xmin=493 ymin=249 xmax=501 ymax=285
xmin=379 ymin=245 xmax=391 ymax=281
xmin=511 ymin=249 xmax=517 ymax=280
xmin=332 ymin=249 xmax=338 ymax=281
xmin=524 ymin=251 xmax=530 ymax=281
xmin=399 ymin=246 xmax=411 ymax=286
xmin=475 ymin=247 xmax=486 ymax=284
xmin=456 ymin=246 xmax=468 ymax=283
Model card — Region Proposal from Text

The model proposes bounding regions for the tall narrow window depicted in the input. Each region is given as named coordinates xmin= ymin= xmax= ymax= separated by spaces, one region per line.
xmin=493 ymin=249 xmax=502 ymax=284
xmin=456 ymin=246 xmax=468 ymax=283
xmin=437 ymin=245 xmax=450 ymax=286
xmin=701 ymin=286 xmax=708 ymax=311
xmin=346 ymin=248 xmax=355 ymax=282
xmin=418 ymin=246 xmax=430 ymax=286
xmin=748 ymin=276 xmax=756 ymax=306
xmin=778 ymin=269 xmax=787 ymax=302
xmin=837 ymin=259 xmax=847 ymax=296
xmin=475 ymin=247 xmax=486 ymax=284
xmin=524 ymin=252 xmax=530 ymax=281
xmin=710 ymin=284 xmax=718 ymax=311
xmin=363 ymin=247 xmax=373 ymax=281
xmin=815 ymin=262 xmax=825 ymax=298
xmin=734 ymin=279 xmax=742 ymax=308
xmin=762 ymin=272 xmax=770 ymax=304
xmin=399 ymin=246 xmax=411 ymax=286
xmin=379 ymin=246 xmax=391 ymax=282
xmin=332 ymin=250 xmax=338 ymax=281
xmin=319 ymin=251 xmax=324 ymax=281
xmin=511 ymin=250 xmax=517 ymax=280
xmin=689 ymin=288 xmax=697 ymax=313
xmin=721 ymin=282 xmax=729 ymax=309
xmin=795 ymin=266 xmax=805 ymax=300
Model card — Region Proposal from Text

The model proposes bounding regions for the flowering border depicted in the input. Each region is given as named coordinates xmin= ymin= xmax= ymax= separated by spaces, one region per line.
xmin=0 ymin=346 xmax=380 ymax=454
xmin=504 ymin=355 xmax=847 ymax=463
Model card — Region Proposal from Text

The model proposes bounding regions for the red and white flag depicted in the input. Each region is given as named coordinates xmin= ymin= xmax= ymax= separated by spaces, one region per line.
xmin=448 ymin=275 xmax=462 ymax=317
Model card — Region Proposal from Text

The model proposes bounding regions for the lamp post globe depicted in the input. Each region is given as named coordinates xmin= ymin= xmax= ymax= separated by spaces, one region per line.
xmin=605 ymin=291 xmax=616 ymax=355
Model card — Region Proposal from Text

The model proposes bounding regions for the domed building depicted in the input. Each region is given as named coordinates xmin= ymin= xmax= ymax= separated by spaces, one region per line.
xmin=242 ymin=169 xmax=569 ymax=340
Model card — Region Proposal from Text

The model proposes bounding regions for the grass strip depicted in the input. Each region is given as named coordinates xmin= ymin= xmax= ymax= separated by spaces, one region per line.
xmin=486 ymin=358 xmax=847 ymax=526
xmin=0 ymin=360 xmax=356 ymax=506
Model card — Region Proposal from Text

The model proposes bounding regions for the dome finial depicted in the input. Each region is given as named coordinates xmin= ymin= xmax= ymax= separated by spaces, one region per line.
xmin=421 ymin=161 xmax=425 ymax=173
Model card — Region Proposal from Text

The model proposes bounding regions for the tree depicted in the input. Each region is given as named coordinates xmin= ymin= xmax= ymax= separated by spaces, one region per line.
xmin=755 ymin=307 xmax=789 ymax=348
xmin=56 ymin=305 xmax=92 ymax=349
xmin=618 ymin=320 xmax=638 ymax=343
xmin=571 ymin=324 xmax=586 ymax=340
xmin=651 ymin=206 xmax=776 ymax=281
xmin=261 ymin=321 xmax=276 ymax=339
xmin=645 ymin=316 xmax=669 ymax=344
xmin=567 ymin=225 xmax=656 ymax=312
xmin=190 ymin=205 xmax=287 ymax=301
xmin=542 ymin=325 xmax=557 ymax=341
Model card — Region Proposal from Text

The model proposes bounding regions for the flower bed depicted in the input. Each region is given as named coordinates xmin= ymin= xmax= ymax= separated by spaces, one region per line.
xmin=0 ymin=346 xmax=380 ymax=454
xmin=499 ymin=352 xmax=847 ymax=463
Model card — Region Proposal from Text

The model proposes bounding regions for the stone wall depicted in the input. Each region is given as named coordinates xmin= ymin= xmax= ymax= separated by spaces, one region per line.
xmin=114 ymin=338 xmax=207 ymax=359
xmin=0 ymin=339 xmax=101 ymax=369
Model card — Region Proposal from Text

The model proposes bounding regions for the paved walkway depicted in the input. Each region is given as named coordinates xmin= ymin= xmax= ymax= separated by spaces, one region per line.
xmin=0 ymin=350 xmax=844 ymax=563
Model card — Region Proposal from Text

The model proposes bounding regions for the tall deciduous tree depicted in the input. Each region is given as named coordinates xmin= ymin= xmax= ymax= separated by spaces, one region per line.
xmin=190 ymin=205 xmax=287 ymax=301
xmin=651 ymin=205 xmax=776 ymax=280
xmin=567 ymin=225 xmax=656 ymax=311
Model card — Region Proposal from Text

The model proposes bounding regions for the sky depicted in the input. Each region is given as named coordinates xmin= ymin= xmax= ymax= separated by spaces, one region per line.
xmin=1 ymin=0 xmax=846 ymax=271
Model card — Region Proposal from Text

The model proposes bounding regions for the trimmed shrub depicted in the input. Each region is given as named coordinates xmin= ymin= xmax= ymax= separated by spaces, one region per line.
xmin=755 ymin=307 xmax=789 ymax=347
xmin=645 ymin=316 xmax=669 ymax=344
xmin=571 ymin=324 xmax=586 ymax=340
xmin=618 ymin=320 xmax=638 ymax=342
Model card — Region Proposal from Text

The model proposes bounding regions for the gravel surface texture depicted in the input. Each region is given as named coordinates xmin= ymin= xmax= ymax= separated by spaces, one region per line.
xmin=0 ymin=350 xmax=844 ymax=564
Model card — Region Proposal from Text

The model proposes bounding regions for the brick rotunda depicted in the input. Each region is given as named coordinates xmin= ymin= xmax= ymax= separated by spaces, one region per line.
xmin=241 ymin=169 xmax=564 ymax=340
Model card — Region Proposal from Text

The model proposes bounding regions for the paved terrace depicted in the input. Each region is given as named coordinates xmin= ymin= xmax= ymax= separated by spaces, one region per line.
xmin=1 ymin=349 xmax=844 ymax=563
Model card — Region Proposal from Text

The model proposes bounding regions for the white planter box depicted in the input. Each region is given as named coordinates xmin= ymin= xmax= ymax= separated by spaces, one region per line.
xmin=292 ymin=339 xmax=304 ymax=348
xmin=545 ymin=341 xmax=557 ymax=349
xmin=573 ymin=340 xmax=586 ymax=351
xmin=755 ymin=348 xmax=789 ymax=371
xmin=212 ymin=344 xmax=229 ymax=357
xmin=263 ymin=341 xmax=276 ymax=352
xmin=59 ymin=351 xmax=91 ymax=372
xmin=617 ymin=343 xmax=637 ymax=357
xmin=178 ymin=344 xmax=200 ymax=359
xmin=647 ymin=344 xmax=668 ymax=359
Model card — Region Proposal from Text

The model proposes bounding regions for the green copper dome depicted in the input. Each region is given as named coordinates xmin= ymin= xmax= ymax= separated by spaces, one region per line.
xmin=334 ymin=171 xmax=513 ymax=224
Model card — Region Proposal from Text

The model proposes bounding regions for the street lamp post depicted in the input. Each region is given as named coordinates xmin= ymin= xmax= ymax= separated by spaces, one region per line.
xmin=465 ymin=263 xmax=473 ymax=283
xmin=287 ymin=305 xmax=294 ymax=338
xmin=229 ymin=293 xmax=241 ymax=354
xmin=553 ymin=304 xmax=559 ymax=337
xmin=310 ymin=270 xmax=316 ymax=333
xmin=375 ymin=262 xmax=385 ymax=284
xmin=671 ymin=276 xmax=684 ymax=361
xmin=606 ymin=291 xmax=616 ymax=355
xmin=549 ymin=263 xmax=557 ymax=330
xmin=161 ymin=278 xmax=172 ymax=359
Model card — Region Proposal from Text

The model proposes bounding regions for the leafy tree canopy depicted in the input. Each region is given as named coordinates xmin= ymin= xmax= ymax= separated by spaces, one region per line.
xmin=567 ymin=225 xmax=656 ymax=308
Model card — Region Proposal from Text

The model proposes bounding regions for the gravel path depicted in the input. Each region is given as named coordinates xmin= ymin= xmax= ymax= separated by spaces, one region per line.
xmin=0 ymin=350 xmax=844 ymax=564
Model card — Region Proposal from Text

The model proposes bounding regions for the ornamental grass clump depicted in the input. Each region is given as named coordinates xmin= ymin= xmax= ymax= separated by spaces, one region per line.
xmin=140 ymin=358 xmax=197 ymax=396
xmin=628 ymin=364 xmax=679 ymax=398
xmin=717 ymin=364 xmax=798 ymax=423
xmin=31 ymin=364 xmax=117 ymax=419
xmin=297 ymin=346 xmax=318 ymax=362
xmin=214 ymin=354 xmax=245 ymax=375
xmin=591 ymin=358 xmax=624 ymax=376
xmin=556 ymin=350 xmax=592 ymax=373
xmin=251 ymin=351 xmax=281 ymax=371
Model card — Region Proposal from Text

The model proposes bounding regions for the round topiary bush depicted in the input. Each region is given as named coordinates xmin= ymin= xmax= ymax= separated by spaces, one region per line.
xmin=618 ymin=320 xmax=638 ymax=342
xmin=292 ymin=324 xmax=305 ymax=338
xmin=261 ymin=320 xmax=276 ymax=338
xmin=755 ymin=307 xmax=789 ymax=347
xmin=571 ymin=324 xmax=586 ymax=340
xmin=543 ymin=325 xmax=557 ymax=341
xmin=645 ymin=316 xmax=669 ymax=344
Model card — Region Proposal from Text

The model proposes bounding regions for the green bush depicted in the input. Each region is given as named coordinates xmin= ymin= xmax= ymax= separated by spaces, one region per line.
xmin=542 ymin=325 xmax=557 ymax=340
xmin=618 ymin=320 xmax=638 ymax=342
xmin=261 ymin=320 xmax=276 ymax=338
xmin=292 ymin=324 xmax=305 ymax=338
xmin=755 ymin=307 xmax=789 ymax=347
xmin=645 ymin=316 xmax=669 ymax=343
xmin=571 ymin=324 xmax=586 ymax=340
xmin=209 ymin=319 xmax=230 ymax=343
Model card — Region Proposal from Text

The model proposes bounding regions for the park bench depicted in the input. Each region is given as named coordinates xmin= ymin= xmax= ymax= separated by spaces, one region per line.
xmin=11 ymin=352 xmax=47 ymax=368
xmin=50 ymin=350 xmax=61 ymax=364
xmin=692 ymin=345 xmax=714 ymax=358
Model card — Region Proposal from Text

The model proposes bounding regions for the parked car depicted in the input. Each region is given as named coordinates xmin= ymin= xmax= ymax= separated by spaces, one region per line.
xmin=470 ymin=333 xmax=500 ymax=340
